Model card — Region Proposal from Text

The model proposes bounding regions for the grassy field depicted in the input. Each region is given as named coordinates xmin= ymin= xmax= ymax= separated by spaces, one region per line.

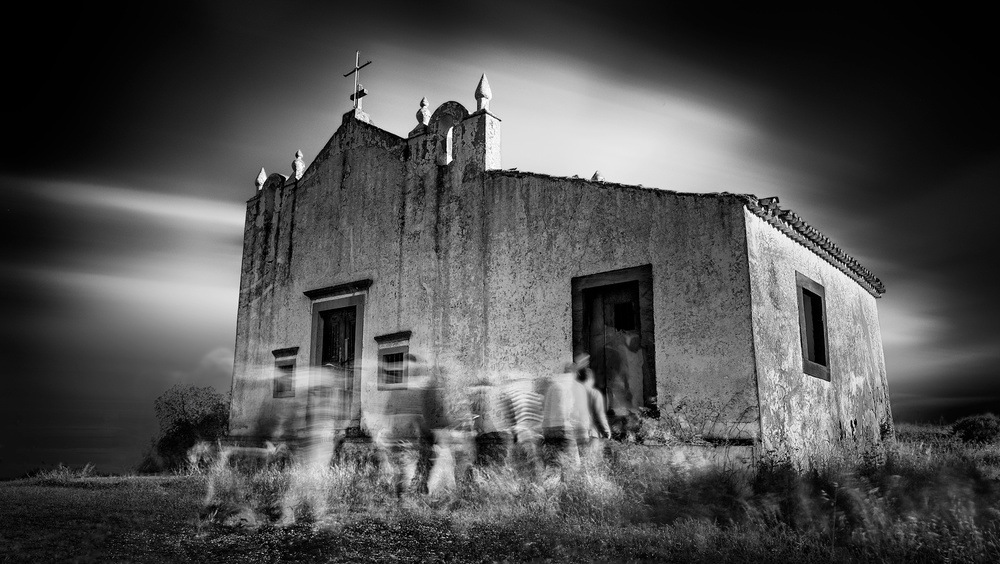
xmin=3 ymin=423 xmax=1000 ymax=563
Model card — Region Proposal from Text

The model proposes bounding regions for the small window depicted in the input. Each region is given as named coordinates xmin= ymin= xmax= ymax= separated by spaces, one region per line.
xmin=274 ymin=359 xmax=295 ymax=398
xmin=796 ymin=272 xmax=830 ymax=381
xmin=375 ymin=331 xmax=413 ymax=390
xmin=380 ymin=350 xmax=407 ymax=387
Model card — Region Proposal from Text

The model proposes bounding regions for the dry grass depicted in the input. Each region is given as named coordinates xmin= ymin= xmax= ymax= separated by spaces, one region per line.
xmin=3 ymin=423 xmax=1000 ymax=562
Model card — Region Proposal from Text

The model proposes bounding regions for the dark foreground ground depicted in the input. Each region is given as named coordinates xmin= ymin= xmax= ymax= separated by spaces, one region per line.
xmin=0 ymin=474 xmax=837 ymax=564
xmin=3 ymin=424 xmax=1000 ymax=563
xmin=0 ymin=477 xmax=801 ymax=563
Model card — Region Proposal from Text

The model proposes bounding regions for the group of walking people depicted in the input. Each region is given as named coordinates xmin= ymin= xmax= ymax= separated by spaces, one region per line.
xmin=374 ymin=352 xmax=614 ymax=498
xmin=199 ymin=353 xmax=622 ymax=525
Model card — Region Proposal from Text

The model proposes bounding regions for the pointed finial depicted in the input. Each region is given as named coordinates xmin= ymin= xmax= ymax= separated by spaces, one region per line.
xmin=255 ymin=167 xmax=267 ymax=190
xmin=416 ymin=96 xmax=430 ymax=125
xmin=591 ymin=170 xmax=605 ymax=182
xmin=292 ymin=150 xmax=305 ymax=180
xmin=475 ymin=74 xmax=492 ymax=112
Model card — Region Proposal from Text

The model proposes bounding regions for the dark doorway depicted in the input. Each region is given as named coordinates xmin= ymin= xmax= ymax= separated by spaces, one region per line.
xmin=572 ymin=266 xmax=656 ymax=416
xmin=311 ymin=306 xmax=357 ymax=429
xmin=309 ymin=293 xmax=366 ymax=430
xmin=585 ymin=281 xmax=640 ymax=390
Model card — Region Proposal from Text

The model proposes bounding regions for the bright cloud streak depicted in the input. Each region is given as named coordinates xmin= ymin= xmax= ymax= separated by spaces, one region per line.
xmin=34 ymin=181 xmax=246 ymax=231
xmin=32 ymin=267 xmax=237 ymax=318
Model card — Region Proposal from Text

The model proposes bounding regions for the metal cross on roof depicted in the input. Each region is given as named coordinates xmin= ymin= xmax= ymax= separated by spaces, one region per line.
xmin=343 ymin=50 xmax=372 ymax=109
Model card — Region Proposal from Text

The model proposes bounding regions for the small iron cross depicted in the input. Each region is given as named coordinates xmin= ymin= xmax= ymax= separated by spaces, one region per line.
xmin=343 ymin=50 xmax=372 ymax=109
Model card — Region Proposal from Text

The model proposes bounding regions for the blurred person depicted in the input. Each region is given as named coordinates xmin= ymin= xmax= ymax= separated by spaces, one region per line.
xmin=422 ymin=368 xmax=472 ymax=497
xmin=427 ymin=421 xmax=477 ymax=497
xmin=277 ymin=363 xmax=350 ymax=525
xmin=470 ymin=381 xmax=513 ymax=465
xmin=540 ymin=362 xmax=589 ymax=468
xmin=502 ymin=377 xmax=544 ymax=474
xmin=605 ymin=330 xmax=647 ymax=416
xmin=201 ymin=439 xmax=289 ymax=527
xmin=603 ymin=334 xmax=633 ymax=418
xmin=375 ymin=354 xmax=431 ymax=499
xmin=575 ymin=354 xmax=611 ymax=463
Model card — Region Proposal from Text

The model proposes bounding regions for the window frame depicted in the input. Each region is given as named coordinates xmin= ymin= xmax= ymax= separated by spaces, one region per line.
xmin=378 ymin=346 xmax=409 ymax=389
xmin=375 ymin=331 xmax=412 ymax=390
xmin=795 ymin=271 xmax=831 ymax=381
xmin=273 ymin=358 xmax=296 ymax=398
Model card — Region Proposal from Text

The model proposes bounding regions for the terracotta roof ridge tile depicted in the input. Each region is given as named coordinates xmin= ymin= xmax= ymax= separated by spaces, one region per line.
xmin=739 ymin=194 xmax=885 ymax=297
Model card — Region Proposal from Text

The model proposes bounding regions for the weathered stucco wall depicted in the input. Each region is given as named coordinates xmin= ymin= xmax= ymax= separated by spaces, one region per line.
xmin=229 ymin=112 xmax=410 ymax=438
xmin=482 ymin=175 xmax=760 ymax=440
xmin=744 ymin=209 xmax=893 ymax=463
xmin=232 ymin=106 xmax=838 ymax=447
xmin=230 ymin=107 xmax=503 ymax=439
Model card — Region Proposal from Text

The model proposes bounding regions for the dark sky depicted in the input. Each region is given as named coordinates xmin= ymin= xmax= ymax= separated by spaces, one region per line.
xmin=2 ymin=2 xmax=997 ymax=478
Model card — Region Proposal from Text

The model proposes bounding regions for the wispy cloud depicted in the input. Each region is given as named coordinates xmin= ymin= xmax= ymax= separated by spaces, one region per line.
xmin=34 ymin=180 xmax=245 ymax=231
xmin=30 ymin=266 xmax=237 ymax=316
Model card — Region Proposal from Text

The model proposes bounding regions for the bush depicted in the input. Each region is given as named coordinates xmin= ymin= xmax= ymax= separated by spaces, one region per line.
xmin=138 ymin=384 xmax=230 ymax=472
xmin=952 ymin=413 xmax=1000 ymax=444
xmin=26 ymin=462 xmax=96 ymax=483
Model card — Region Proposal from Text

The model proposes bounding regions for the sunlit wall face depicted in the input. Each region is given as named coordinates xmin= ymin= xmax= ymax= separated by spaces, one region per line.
xmin=1 ymin=3 xmax=997 ymax=478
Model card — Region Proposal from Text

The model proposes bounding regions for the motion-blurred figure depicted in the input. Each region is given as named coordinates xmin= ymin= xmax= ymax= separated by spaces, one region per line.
xmin=426 ymin=417 xmax=476 ymax=497
xmin=502 ymin=377 xmax=544 ymax=474
xmin=200 ymin=439 xmax=289 ymax=528
xmin=540 ymin=362 xmax=590 ymax=467
xmin=575 ymin=354 xmax=611 ymax=463
xmin=375 ymin=354 xmax=432 ymax=499
xmin=278 ymin=363 xmax=351 ymax=525
xmin=470 ymin=382 xmax=513 ymax=465
xmin=605 ymin=330 xmax=646 ymax=409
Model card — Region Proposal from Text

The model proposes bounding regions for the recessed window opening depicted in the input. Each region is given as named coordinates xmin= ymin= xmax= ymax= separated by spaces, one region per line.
xmin=272 ymin=347 xmax=299 ymax=399
xmin=375 ymin=331 xmax=413 ymax=390
xmin=796 ymin=272 xmax=830 ymax=381
xmin=438 ymin=127 xmax=454 ymax=165
xmin=802 ymin=288 xmax=827 ymax=366
xmin=381 ymin=351 xmax=406 ymax=386
xmin=274 ymin=360 xmax=295 ymax=398
xmin=436 ymin=113 xmax=455 ymax=166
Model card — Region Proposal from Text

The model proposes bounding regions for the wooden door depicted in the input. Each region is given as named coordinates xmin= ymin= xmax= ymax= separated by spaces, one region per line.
xmin=585 ymin=281 xmax=643 ymax=413
xmin=310 ymin=306 xmax=357 ymax=427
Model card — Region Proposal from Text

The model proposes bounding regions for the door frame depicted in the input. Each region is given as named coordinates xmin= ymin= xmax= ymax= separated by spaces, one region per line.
xmin=307 ymin=287 xmax=367 ymax=428
xmin=571 ymin=264 xmax=656 ymax=409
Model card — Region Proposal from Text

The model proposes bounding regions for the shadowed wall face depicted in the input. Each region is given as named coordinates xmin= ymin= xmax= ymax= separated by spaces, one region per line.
xmin=482 ymin=176 xmax=760 ymax=441
xmin=745 ymin=210 xmax=892 ymax=463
